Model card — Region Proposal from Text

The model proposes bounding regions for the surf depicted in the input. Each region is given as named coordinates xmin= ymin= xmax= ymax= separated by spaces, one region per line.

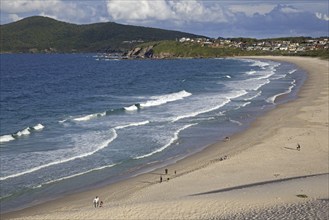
xmin=134 ymin=123 xmax=197 ymax=160
xmin=0 ymin=123 xmax=45 ymax=144
xmin=0 ymin=129 xmax=118 ymax=181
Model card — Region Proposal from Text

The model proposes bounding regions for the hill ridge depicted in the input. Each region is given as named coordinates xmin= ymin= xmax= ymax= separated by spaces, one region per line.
xmin=0 ymin=16 xmax=204 ymax=53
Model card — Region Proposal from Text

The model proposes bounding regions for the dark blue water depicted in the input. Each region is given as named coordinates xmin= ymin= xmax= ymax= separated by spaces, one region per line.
xmin=0 ymin=54 xmax=306 ymax=213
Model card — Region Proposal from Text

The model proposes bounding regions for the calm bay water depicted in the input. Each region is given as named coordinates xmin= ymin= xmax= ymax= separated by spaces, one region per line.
xmin=0 ymin=54 xmax=306 ymax=212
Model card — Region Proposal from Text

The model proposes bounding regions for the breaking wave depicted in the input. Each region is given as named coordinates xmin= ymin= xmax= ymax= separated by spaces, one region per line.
xmin=172 ymin=90 xmax=247 ymax=122
xmin=72 ymin=90 xmax=191 ymax=121
xmin=36 ymin=163 xmax=117 ymax=187
xmin=0 ymin=135 xmax=15 ymax=144
xmin=139 ymin=90 xmax=192 ymax=108
xmin=134 ymin=124 xmax=196 ymax=159
xmin=0 ymin=129 xmax=117 ymax=181
xmin=73 ymin=112 xmax=106 ymax=121
xmin=266 ymin=80 xmax=296 ymax=104
xmin=115 ymin=120 xmax=150 ymax=130
xmin=124 ymin=104 xmax=139 ymax=111
xmin=0 ymin=124 xmax=45 ymax=144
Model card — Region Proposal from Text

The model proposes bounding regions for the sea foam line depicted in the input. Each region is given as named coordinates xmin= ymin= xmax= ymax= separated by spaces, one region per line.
xmin=172 ymin=100 xmax=230 ymax=122
xmin=134 ymin=123 xmax=197 ymax=160
xmin=244 ymin=91 xmax=262 ymax=101
xmin=73 ymin=112 xmax=106 ymax=121
xmin=234 ymin=101 xmax=251 ymax=111
xmin=36 ymin=163 xmax=117 ymax=188
xmin=172 ymin=90 xmax=247 ymax=122
xmin=140 ymin=90 xmax=192 ymax=108
xmin=115 ymin=120 xmax=150 ymax=130
xmin=73 ymin=90 xmax=192 ymax=120
xmin=229 ymin=119 xmax=243 ymax=126
xmin=266 ymin=80 xmax=296 ymax=104
xmin=0 ymin=129 xmax=118 ymax=181
xmin=123 ymin=90 xmax=191 ymax=111
xmin=289 ymin=69 xmax=297 ymax=74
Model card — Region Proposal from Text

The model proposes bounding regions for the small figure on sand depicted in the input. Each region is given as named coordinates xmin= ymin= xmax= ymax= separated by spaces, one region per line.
xmin=160 ymin=175 xmax=163 ymax=183
xmin=165 ymin=168 xmax=168 ymax=175
xmin=224 ymin=136 xmax=230 ymax=142
xmin=99 ymin=201 xmax=103 ymax=207
xmin=297 ymin=143 xmax=301 ymax=151
xmin=93 ymin=196 xmax=100 ymax=208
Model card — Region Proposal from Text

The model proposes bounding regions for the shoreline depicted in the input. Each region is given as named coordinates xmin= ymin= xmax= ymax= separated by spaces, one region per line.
xmin=2 ymin=56 xmax=328 ymax=219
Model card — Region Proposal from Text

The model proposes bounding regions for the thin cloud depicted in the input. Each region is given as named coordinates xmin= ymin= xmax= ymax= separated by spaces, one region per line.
xmin=0 ymin=0 xmax=328 ymax=38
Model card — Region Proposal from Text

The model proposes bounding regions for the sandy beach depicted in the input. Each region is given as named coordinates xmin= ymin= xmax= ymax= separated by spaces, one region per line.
xmin=2 ymin=56 xmax=328 ymax=219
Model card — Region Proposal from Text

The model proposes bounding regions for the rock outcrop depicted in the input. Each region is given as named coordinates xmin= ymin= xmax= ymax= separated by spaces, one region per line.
xmin=125 ymin=45 xmax=154 ymax=59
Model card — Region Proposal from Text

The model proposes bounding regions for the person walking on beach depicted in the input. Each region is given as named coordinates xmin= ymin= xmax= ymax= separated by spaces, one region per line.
xmin=160 ymin=175 xmax=163 ymax=183
xmin=297 ymin=143 xmax=301 ymax=151
xmin=165 ymin=168 xmax=168 ymax=175
xmin=93 ymin=196 xmax=100 ymax=208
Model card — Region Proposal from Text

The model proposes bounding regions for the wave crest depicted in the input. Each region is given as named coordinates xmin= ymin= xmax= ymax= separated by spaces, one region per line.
xmin=0 ymin=135 xmax=15 ymax=144
xmin=140 ymin=90 xmax=192 ymax=108
xmin=134 ymin=124 xmax=196 ymax=159
xmin=0 ymin=123 xmax=45 ymax=144
xmin=0 ymin=129 xmax=118 ymax=181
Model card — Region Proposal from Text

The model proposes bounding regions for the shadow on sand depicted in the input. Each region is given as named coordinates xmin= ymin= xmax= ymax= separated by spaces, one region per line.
xmin=189 ymin=173 xmax=328 ymax=197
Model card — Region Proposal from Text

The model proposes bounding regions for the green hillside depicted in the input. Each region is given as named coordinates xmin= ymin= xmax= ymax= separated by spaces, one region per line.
xmin=0 ymin=16 xmax=203 ymax=53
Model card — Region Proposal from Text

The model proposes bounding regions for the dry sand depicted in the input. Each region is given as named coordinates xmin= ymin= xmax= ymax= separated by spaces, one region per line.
xmin=2 ymin=56 xmax=328 ymax=220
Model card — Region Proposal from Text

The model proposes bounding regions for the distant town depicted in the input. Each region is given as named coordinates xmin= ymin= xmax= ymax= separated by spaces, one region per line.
xmin=121 ymin=36 xmax=329 ymax=59
xmin=177 ymin=37 xmax=329 ymax=54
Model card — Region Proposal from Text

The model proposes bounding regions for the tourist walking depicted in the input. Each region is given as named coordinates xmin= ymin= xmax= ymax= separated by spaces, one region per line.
xmin=93 ymin=196 xmax=100 ymax=208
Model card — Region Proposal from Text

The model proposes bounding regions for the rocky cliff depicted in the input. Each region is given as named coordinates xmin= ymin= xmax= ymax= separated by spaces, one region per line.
xmin=125 ymin=45 xmax=155 ymax=58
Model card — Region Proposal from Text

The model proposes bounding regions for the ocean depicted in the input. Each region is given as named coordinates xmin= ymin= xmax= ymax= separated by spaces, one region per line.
xmin=0 ymin=54 xmax=306 ymax=212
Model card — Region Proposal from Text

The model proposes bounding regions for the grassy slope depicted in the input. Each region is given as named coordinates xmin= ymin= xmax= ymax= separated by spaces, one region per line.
xmin=0 ymin=16 xmax=203 ymax=53
xmin=140 ymin=40 xmax=329 ymax=59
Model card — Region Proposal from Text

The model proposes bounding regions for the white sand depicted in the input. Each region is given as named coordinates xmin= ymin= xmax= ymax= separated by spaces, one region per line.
xmin=2 ymin=56 xmax=328 ymax=220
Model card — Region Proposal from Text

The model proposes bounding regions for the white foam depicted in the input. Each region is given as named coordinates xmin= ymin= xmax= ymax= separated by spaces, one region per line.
xmin=271 ymin=74 xmax=287 ymax=80
xmin=266 ymin=80 xmax=296 ymax=104
xmin=0 ymin=135 xmax=15 ymax=143
xmin=15 ymin=127 xmax=31 ymax=137
xmin=172 ymin=90 xmax=247 ymax=122
xmin=73 ymin=114 xmax=97 ymax=121
xmin=140 ymin=90 xmax=192 ymax=108
xmin=39 ymin=163 xmax=117 ymax=187
xmin=250 ymin=60 xmax=270 ymax=69
xmin=225 ymin=75 xmax=231 ymax=78
xmin=124 ymin=105 xmax=139 ymax=111
xmin=33 ymin=123 xmax=44 ymax=130
xmin=0 ymin=129 xmax=118 ymax=181
xmin=172 ymin=99 xmax=230 ymax=122
xmin=289 ymin=69 xmax=297 ymax=74
xmin=236 ymin=101 xmax=251 ymax=109
xmin=246 ymin=70 xmax=256 ymax=75
xmin=229 ymin=119 xmax=243 ymax=126
xmin=115 ymin=120 xmax=150 ymax=130
xmin=1 ymin=124 xmax=45 ymax=143
xmin=223 ymin=75 xmax=271 ymax=91
xmin=244 ymin=91 xmax=262 ymax=101
xmin=59 ymin=119 xmax=68 ymax=123
xmin=253 ymin=79 xmax=271 ymax=91
xmin=134 ymin=124 xmax=196 ymax=159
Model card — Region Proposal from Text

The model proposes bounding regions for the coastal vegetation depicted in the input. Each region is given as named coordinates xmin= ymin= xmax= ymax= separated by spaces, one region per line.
xmin=126 ymin=38 xmax=329 ymax=59
xmin=1 ymin=16 xmax=328 ymax=59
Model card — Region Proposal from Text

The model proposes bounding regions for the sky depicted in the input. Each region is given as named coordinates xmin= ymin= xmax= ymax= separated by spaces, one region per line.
xmin=0 ymin=0 xmax=328 ymax=39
